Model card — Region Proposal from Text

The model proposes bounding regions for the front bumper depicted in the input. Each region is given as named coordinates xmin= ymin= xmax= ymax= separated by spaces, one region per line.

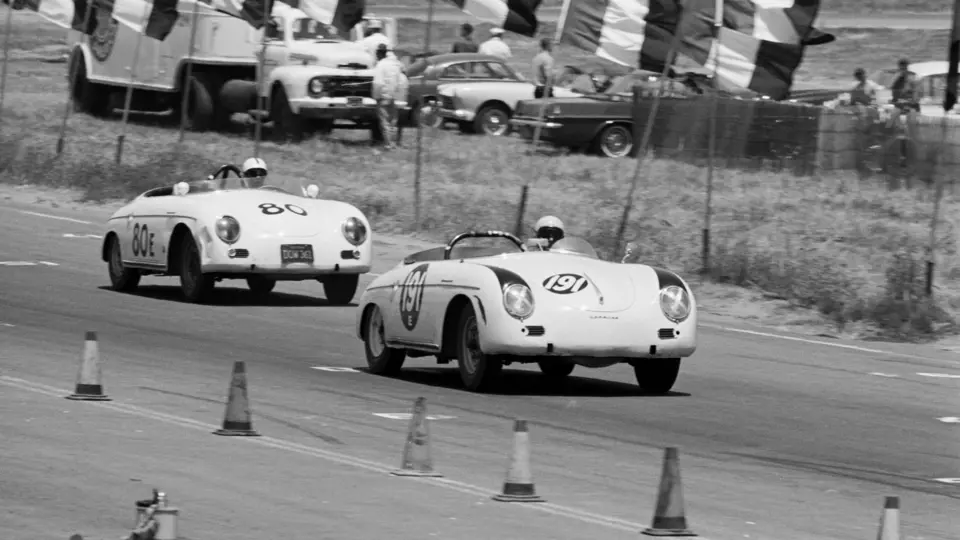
xmin=479 ymin=306 xmax=698 ymax=360
xmin=291 ymin=96 xmax=409 ymax=120
xmin=510 ymin=116 xmax=562 ymax=140
xmin=199 ymin=230 xmax=372 ymax=278
xmin=439 ymin=107 xmax=475 ymax=123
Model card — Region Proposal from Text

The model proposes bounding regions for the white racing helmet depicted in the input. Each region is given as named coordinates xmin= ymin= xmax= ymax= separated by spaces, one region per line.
xmin=242 ymin=157 xmax=267 ymax=178
xmin=534 ymin=215 xmax=565 ymax=243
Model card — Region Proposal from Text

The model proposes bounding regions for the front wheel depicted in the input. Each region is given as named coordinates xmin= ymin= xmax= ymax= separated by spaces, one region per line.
xmin=364 ymin=305 xmax=406 ymax=375
xmin=179 ymin=235 xmax=215 ymax=303
xmin=107 ymin=234 xmax=140 ymax=292
xmin=595 ymin=124 xmax=634 ymax=158
xmin=474 ymin=104 xmax=511 ymax=136
xmin=322 ymin=274 xmax=359 ymax=305
xmin=633 ymin=358 xmax=681 ymax=394
xmin=456 ymin=303 xmax=503 ymax=392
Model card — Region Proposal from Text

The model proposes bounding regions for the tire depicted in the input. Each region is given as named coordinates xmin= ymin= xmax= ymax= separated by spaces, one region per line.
xmin=413 ymin=99 xmax=442 ymax=128
xmin=178 ymin=74 xmax=215 ymax=132
xmin=537 ymin=360 xmax=575 ymax=379
xmin=322 ymin=274 xmax=359 ymax=305
xmin=178 ymin=234 xmax=215 ymax=303
xmin=70 ymin=53 xmax=110 ymax=117
xmin=270 ymin=85 xmax=303 ymax=143
xmin=106 ymin=234 xmax=140 ymax=292
xmin=364 ymin=304 xmax=406 ymax=375
xmin=595 ymin=124 xmax=634 ymax=158
xmin=473 ymin=104 xmax=511 ymax=136
xmin=633 ymin=358 xmax=681 ymax=394
xmin=246 ymin=276 xmax=276 ymax=296
xmin=455 ymin=303 xmax=503 ymax=392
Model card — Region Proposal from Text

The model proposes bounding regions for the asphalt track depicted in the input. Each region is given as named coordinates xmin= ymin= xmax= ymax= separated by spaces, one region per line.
xmin=372 ymin=6 xmax=952 ymax=29
xmin=1 ymin=192 xmax=959 ymax=539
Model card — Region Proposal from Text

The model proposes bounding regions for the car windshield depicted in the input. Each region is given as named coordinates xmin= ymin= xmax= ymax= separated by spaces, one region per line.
xmin=148 ymin=178 xmax=296 ymax=197
xmin=546 ymin=236 xmax=599 ymax=259
xmin=292 ymin=18 xmax=343 ymax=42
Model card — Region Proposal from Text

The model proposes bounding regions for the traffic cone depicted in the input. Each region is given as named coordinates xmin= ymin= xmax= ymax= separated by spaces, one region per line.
xmin=65 ymin=332 xmax=111 ymax=401
xmin=391 ymin=397 xmax=443 ymax=477
xmin=492 ymin=419 xmax=545 ymax=502
xmin=876 ymin=496 xmax=901 ymax=540
xmin=213 ymin=361 xmax=260 ymax=436
xmin=642 ymin=447 xmax=697 ymax=537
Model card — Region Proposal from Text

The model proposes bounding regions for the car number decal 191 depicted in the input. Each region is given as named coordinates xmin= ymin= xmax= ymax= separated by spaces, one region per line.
xmin=543 ymin=273 xmax=588 ymax=294
xmin=400 ymin=264 xmax=429 ymax=331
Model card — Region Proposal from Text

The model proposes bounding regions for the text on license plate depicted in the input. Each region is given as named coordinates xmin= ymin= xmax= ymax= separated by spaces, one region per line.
xmin=281 ymin=244 xmax=314 ymax=264
xmin=347 ymin=97 xmax=362 ymax=106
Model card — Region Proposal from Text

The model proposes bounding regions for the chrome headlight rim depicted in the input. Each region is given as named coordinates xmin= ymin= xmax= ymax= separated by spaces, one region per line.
xmin=308 ymin=77 xmax=325 ymax=95
xmin=215 ymin=215 xmax=241 ymax=244
xmin=503 ymin=283 xmax=535 ymax=320
xmin=659 ymin=285 xmax=691 ymax=323
xmin=341 ymin=217 xmax=368 ymax=246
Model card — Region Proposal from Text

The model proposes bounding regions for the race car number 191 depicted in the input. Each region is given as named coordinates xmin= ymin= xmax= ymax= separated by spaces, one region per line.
xmin=400 ymin=264 xmax=428 ymax=331
xmin=543 ymin=273 xmax=588 ymax=294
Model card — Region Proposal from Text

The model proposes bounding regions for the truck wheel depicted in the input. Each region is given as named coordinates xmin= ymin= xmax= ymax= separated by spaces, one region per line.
xmin=179 ymin=74 xmax=215 ymax=132
xmin=70 ymin=53 xmax=110 ymax=117
xmin=270 ymin=85 xmax=303 ymax=143
xmin=633 ymin=358 xmax=681 ymax=394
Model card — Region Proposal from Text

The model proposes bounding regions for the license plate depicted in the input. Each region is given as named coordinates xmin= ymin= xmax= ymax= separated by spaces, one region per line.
xmin=347 ymin=97 xmax=362 ymax=106
xmin=280 ymin=244 xmax=314 ymax=264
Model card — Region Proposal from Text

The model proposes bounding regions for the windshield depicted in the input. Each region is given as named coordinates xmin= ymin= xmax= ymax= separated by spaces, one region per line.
xmin=292 ymin=18 xmax=342 ymax=41
xmin=868 ymin=69 xmax=899 ymax=89
xmin=547 ymin=237 xmax=599 ymax=259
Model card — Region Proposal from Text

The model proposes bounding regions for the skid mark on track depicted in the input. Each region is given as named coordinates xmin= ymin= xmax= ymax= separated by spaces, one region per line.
xmin=1 ymin=376 xmax=645 ymax=533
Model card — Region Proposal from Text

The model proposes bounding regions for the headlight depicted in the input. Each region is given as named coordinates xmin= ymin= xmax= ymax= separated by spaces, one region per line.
xmin=308 ymin=77 xmax=325 ymax=95
xmin=342 ymin=217 xmax=367 ymax=246
xmin=659 ymin=285 xmax=691 ymax=323
xmin=215 ymin=215 xmax=241 ymax=244
xmin=503 ymin=283 xmax=535 ymax=320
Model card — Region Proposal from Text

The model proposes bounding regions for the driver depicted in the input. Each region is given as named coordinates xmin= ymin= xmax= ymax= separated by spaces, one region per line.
xmin=241 ymin=157 xmax=268 ymax=188
xmin=525 ymin=215 xmax=566 ymax=251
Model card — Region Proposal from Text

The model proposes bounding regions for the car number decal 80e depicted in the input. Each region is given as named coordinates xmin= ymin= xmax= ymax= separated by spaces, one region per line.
xmin=542 ymin=273 xmax=588 ymax=294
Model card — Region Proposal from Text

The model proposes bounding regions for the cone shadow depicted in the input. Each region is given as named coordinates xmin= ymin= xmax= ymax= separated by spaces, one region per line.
xmin=357 ymin=367 xmax=691 ymax=397
xmin=99 ymin=285 xmax=356 ymax=307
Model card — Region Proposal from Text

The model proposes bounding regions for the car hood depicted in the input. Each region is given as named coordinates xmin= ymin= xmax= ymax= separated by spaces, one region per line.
xmin=477 ymin=252 xmax=655 ymax=313
xmin=287 ymin=41 xmax=372 ymax=70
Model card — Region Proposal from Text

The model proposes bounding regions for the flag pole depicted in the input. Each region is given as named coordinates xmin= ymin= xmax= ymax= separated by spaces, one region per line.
xmin=612 ymin=25 xmax=684 ymax=260
xmin=55 ymin=0 xmax=96 ymax=154
xmin=253 ymin=3 xmax=270 ymax=159
xmin=528 ymin=0 xmax=570 ymax=155
xmin=177 ymin=0 xmax=202 ymax=144
xmin=115 ymin=2 xmax=154 ymax=164
xmin=702 ymin=0 xmax=723 ymax=273
xmin=0 ymin=3 xmax=15 ymax=130
xmin=413 ymin=0 xmax=435 ymax=230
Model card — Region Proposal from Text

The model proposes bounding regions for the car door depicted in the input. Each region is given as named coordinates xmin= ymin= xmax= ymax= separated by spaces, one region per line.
xmin=387 ymin=261 xmax=441 ymax=347
xmin=125 ymin=197 xmax=168 ymax=269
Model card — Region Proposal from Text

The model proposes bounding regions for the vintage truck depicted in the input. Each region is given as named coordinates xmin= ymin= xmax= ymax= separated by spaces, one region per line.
xmin=67 ymin=0 xmax=398 ymax=140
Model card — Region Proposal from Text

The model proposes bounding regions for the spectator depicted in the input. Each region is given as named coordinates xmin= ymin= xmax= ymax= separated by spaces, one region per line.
xmin=451 ymin=23 xmax=479 ymax=53
xmin=372 ymin=43 xmax=409 ymax=150
xmin=361 ymin=20 xmax=390 ymax=65
xmin=850 ymin=67 xmax=881 ymax=106
xmin=478 ymin=27 xmax=511 ymax=59
xmin=890 ymin=58 xmax=920 ymax=111
xmin=531 ymin=37 xmax=554 ymax=99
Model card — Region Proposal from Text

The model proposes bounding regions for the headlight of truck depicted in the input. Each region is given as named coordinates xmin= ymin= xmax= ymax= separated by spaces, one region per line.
xmin=659 ymin=285 xmax=691 ymax=323
xmin=503 ymin=283 xmax=535 ymax=320
xmin=308 ymin=77 xmax=326 ymax=95
xmin=342 ymin=217 xmax=367 ymax=246
xmin=215 ymin=215 xmax=241 ymax=244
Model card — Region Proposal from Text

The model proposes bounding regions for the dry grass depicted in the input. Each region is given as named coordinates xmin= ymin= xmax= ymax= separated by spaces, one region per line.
xmin=0 ymin=8 xmax=958 ymax=342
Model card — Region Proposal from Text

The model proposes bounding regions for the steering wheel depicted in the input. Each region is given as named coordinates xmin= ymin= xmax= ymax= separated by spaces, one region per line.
xmin=443 ymin=230 xmax=524 ymax=260
xmin=208 ymin=164 xmax=243 ymax=189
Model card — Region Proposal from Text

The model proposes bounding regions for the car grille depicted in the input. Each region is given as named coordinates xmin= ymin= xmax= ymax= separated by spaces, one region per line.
xmin=440 ymin=95 xmax=455 ymax=110
xmin=326 ymin=77 xmax=372 ymax=98
xmin=228 ymin=249 xmax=249 ymax=259
xmin=525 ymin=325 xmax=545 ymax=337
xmin=658 ymin=328 xmax=677 ymax=339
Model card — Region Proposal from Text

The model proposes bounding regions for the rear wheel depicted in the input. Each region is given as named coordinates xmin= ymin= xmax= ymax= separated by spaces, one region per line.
xmin=595 ymin=124 xmax=634 ymax=158
xmin=107 ymin=234 xmax=140 ymax=292
xmin=179 ymin=235 xmax=215 ymax=303
xmin=456 ymin=303 xmax=503 ymax=392
xmin=322 ymin=274 xmax=359 ymax=305
xmin=474 ymin=104 xmax=511 ymax=136
xmin=633 ymin=358 xmax=681 ymax=394
xmin=537 ymin=360 xmax=575 ymax=380
xmin=364 ymin=305 xmax=406 ymax=375
xmin=246 ymin=276 xmax=276 ymax=296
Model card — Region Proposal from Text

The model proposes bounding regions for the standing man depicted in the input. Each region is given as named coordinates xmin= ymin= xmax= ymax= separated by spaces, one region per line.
xmin=451 ymin=23 xmax=479 ymax=53
xmin=532 ymin=37 xmax=555 ymax=99
xmin=478 ymin=27 xmax=511 ymax=59
xmin=372 ymin=43 xmax=409 ymax=150
xmin=890 ymin=58 xmax=920 ymax=111
xmin=362 ymin=19 xmax=390 ymax=65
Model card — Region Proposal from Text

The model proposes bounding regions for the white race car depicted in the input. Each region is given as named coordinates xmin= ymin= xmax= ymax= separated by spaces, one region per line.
xmin=355 ymin=230 xmax=698 ymax=393
xmin=101 ymin=164 xmax=373 ymax=304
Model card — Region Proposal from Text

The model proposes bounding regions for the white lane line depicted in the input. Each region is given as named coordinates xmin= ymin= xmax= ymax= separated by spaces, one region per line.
xmin=310 ymin=366 xmax=359 ymax=372
xmin=0 ymin=322 xmax=14 ymax=328
xmin=63 ymin=233 xmax=103 ymax=239
xmin=917 ymin=372 xmax=960 ymax=379
xmin=701 ymin=323 xmax=960 ymax=365
xmin=937 ymin=417 xmax=960 ymax=423
xmin=933 ymin=478 xmax=960 ymax=484
xmin=0 ymin=375 xmax=646 ymax=533
xmin=18 ymin=210 xmax=94 ymax=225
xmin=0 ymin=261 xmax=60 ymax=266
xmin=372 ymin=413 xmax=457 ymax=421
xmin=868 ymin=372 xmax=900 ymax=378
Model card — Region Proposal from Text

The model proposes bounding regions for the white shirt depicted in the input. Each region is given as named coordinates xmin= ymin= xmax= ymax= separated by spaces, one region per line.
xmin=372 ymin=53 xmax=409 ymax=103
xmin=478 ymin=37 xmax=511 ymax=59
xmin=361 ymin=32 xmax=390 ymax=65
